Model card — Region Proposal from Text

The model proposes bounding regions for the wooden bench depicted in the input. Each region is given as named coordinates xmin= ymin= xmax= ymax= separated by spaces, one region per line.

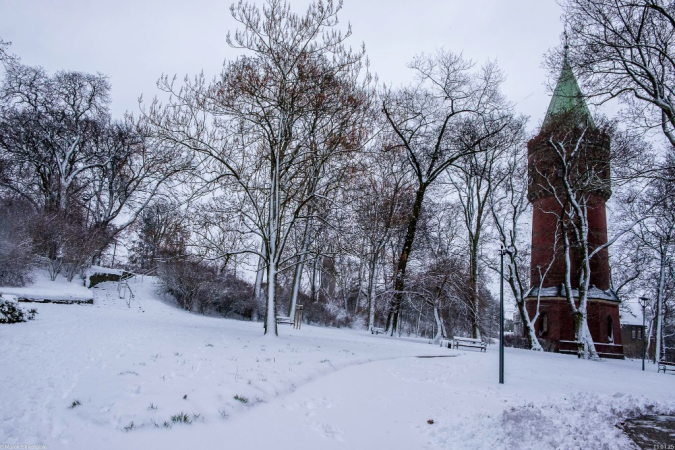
xmin=439 ymin=338 xmax=452 ymax=349
xmin=658 ymin=360 xmax=675 ymax=374
xmin=371 ymin=327 xmax=386 ymax=335
xmin=452 ymin=337 xmax=487 ymax=352
xmin=276 ymin=316 xmax=293 ymax=325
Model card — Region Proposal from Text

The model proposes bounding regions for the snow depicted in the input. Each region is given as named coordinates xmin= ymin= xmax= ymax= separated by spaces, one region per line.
xmin=0 ymin=270 xmax=93 ymax=302
xmin=84 ymin=266 xmax=124 ymax=277
xmin=84 ymin=265 xmax=126 ymax=288
xmin=621 ymin=302 xmax=644 ymax=327
xmin=0 ymin=274 xmax=673 ymax=450
xmin=527 ymin=284 xmax=620 ymax=302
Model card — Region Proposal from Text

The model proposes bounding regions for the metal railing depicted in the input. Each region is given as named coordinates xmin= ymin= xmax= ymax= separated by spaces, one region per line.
xmin=117 ymin=276 xmax=135 ymax=308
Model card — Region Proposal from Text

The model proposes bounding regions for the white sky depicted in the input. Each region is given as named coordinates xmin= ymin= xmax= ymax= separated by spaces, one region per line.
xmin=0 ymin=0 xmax=565 ymax=130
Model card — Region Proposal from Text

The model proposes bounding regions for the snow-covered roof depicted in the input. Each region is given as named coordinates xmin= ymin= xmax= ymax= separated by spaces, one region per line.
xmin=526 ymin=284 xmax=620 ymax=302
xmin=620 ymin=303 xmax=644 ymax=326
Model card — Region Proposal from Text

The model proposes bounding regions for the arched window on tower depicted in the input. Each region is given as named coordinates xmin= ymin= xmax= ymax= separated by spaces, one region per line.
xmin=607 ymin=316 xmax=614 ymax=343
xmin=539 ymin=313 xmax=548 ymax=337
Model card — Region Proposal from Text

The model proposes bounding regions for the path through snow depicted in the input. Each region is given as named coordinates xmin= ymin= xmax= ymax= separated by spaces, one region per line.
xmin=1 ymin=275 xmax=674 ymax=449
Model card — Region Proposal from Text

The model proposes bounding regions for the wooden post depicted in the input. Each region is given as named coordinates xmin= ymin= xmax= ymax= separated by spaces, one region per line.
xmin=294 ymin=305 xmax=304 ymax=329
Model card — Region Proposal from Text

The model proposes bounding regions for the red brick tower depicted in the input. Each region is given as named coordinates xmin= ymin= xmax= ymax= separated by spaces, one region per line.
xmin=525 ymin=57 xmax=623 ymax=358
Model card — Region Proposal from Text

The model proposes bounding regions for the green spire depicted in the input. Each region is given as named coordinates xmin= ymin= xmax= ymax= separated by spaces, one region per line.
xmin=542 ymin=50 xmax=594 ymax=128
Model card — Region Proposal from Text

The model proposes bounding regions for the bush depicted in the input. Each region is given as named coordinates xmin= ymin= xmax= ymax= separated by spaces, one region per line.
xmin=29 ymin=211 xmax=113 ymax=281
xmin=159 ymin=258 xmax=216 ymax=312
xmin=302 ymin=299 xmax=353 ymax=328
xmin=159 ymin=259 xmax=257 ymax=318
xmin=0 ymin=199 xmax=35 ymax=286
xmin=503 ymin=334 xmax=530 ymax=349
xmin=0 ymin=294 xmax=37 ymax=324
xmin=211 ymin=274 xmax=257 ymax=319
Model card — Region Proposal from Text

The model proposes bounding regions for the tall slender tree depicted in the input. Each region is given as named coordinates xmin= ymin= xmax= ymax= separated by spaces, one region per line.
xmin=382 ymin=52 xmax=514 ymax=336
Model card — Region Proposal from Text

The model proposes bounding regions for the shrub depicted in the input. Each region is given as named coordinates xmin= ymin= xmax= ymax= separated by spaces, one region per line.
xmin=159 ymin=259 xmax=258 ymax=318
xmin=233 ymin=394 xmax=249 ymax=404
xmin=29 ymin=211 xmax=113 ymax=282
xmin=0 ymin=294 xmax=37 ymax=324
xmin=503 ymin=334 xmax=530 ymax=349
xmin=159 ymin=258 xmax=215 ymax=312
xmin=0 ymin=199 xmax=35 ymax=286
xmin=302 ymin=300 xmax=353 ymax=328
xmin=170 ymin=412 xmax=192 ymax=424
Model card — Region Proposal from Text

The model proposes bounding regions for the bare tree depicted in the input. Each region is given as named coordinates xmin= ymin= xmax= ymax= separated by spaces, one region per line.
xmin=145 ymin=0 xmax=369 ymax=335
xmin=349 ymin=147 xmax=413 ymax=330
xmin=129 ymin=198 xmax=188 ymax=273
xmin=0 ymin=49 xmax=177 ymax=277
xmin=382 ymin=51 xmax=514 ymax=336
xmin=85 ymin=119 xmax=183 ymax=239
xmin=490 ymin=144 xmax=544 ymax=350
xmin=560 ymin=0 xmax=675 ymax=148
xmin=415 ymin=201 xmax=465 ymax=342
xmin=445 ymin=110 xmax=526 ymax=339
xmin=0 ymin=57 xmax=110 ymax=214
xmin=632 ymin=176 xmax=675 ymax=361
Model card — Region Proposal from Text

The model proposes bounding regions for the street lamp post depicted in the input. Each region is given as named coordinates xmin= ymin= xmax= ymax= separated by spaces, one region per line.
xmin=638 ymin=297 xmax=649 ymax=371
xmin=499 ymin=246 xmax=505 ymax=384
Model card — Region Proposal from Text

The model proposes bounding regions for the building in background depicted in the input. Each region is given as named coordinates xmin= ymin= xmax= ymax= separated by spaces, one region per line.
xmin=620 ymin=308 xmax=645 ymax=360
xmin=524 ymin=54 xmax=624 ymax=358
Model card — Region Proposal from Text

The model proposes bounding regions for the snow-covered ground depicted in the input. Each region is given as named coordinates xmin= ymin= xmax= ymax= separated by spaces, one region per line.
xmin=1 ymin=274 xmax=673 ymax=450
xmin=0 ymin=270 xmax=93 ymax=302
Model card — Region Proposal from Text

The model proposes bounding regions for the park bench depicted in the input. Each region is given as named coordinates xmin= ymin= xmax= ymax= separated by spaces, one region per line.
xmin=371 ymin=327 xmax=386 ymax=335
xmin=276 ymin=305 xmax=305 ymax=329
xmin=658 ymin=360 xmax=675 ymax=374
xmin=276 ymin=316 xmax=293 ymax=325
xmin=439 ymin=338 xmax=452 ymax=349
xmin=452 ymin=336 xmax=487 ymax=352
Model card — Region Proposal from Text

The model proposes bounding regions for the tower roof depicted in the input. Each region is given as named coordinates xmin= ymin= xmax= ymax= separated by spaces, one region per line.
xmin=542 ymin=54 xmax=594 ymax=128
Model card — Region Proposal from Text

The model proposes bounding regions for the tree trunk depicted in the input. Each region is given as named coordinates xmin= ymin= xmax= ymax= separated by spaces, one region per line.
xmin=252 ymin=253 xmax=264 ymax=322
xmin=573 ymin=310 xmax=598 ymax=359
xmin=288 ymin=219 xmax=311 ymax=319
xmin=265 ymin=148 xmax=279 ymax=336
xmin=388 ymin=184 xmax=427 ymax=335
xmin=515 ymin=299 xmax=543 ymax=351
xmin=310 ymin=257 xmax=318 ymax=302
xmin=468 ymin=235 xmax=481 ymax=339
xmin=265 ymin=258 xmax=278 ymax=336
xmin=367 ymin=259 xmax=378 ymax=331
xmin=655 ymin=255 xmax=666 ymax=362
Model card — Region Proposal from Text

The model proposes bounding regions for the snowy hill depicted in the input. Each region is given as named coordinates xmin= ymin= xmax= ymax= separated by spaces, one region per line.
xmin=0 ymin=274 xmax=673 ymax=450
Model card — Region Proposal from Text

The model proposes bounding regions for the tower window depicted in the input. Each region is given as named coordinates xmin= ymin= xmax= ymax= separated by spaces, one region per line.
xmin=631 ymin=327 xmax=636 ymax=340
xmin=539 ymin=313 xmax=548 ymax=337
xmin=607 ymin=316 xmax=614 ymax=343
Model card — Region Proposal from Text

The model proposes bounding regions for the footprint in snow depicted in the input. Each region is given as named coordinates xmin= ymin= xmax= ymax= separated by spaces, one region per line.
xmin=310 ymin=422 xmax=344 ymax=441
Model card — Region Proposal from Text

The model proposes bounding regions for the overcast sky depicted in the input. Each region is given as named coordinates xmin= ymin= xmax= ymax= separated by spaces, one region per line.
xmin=3 ymin=0 xmax=645 ymax=311
xmin=0 ymin=0 xmax=564 ymax=130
